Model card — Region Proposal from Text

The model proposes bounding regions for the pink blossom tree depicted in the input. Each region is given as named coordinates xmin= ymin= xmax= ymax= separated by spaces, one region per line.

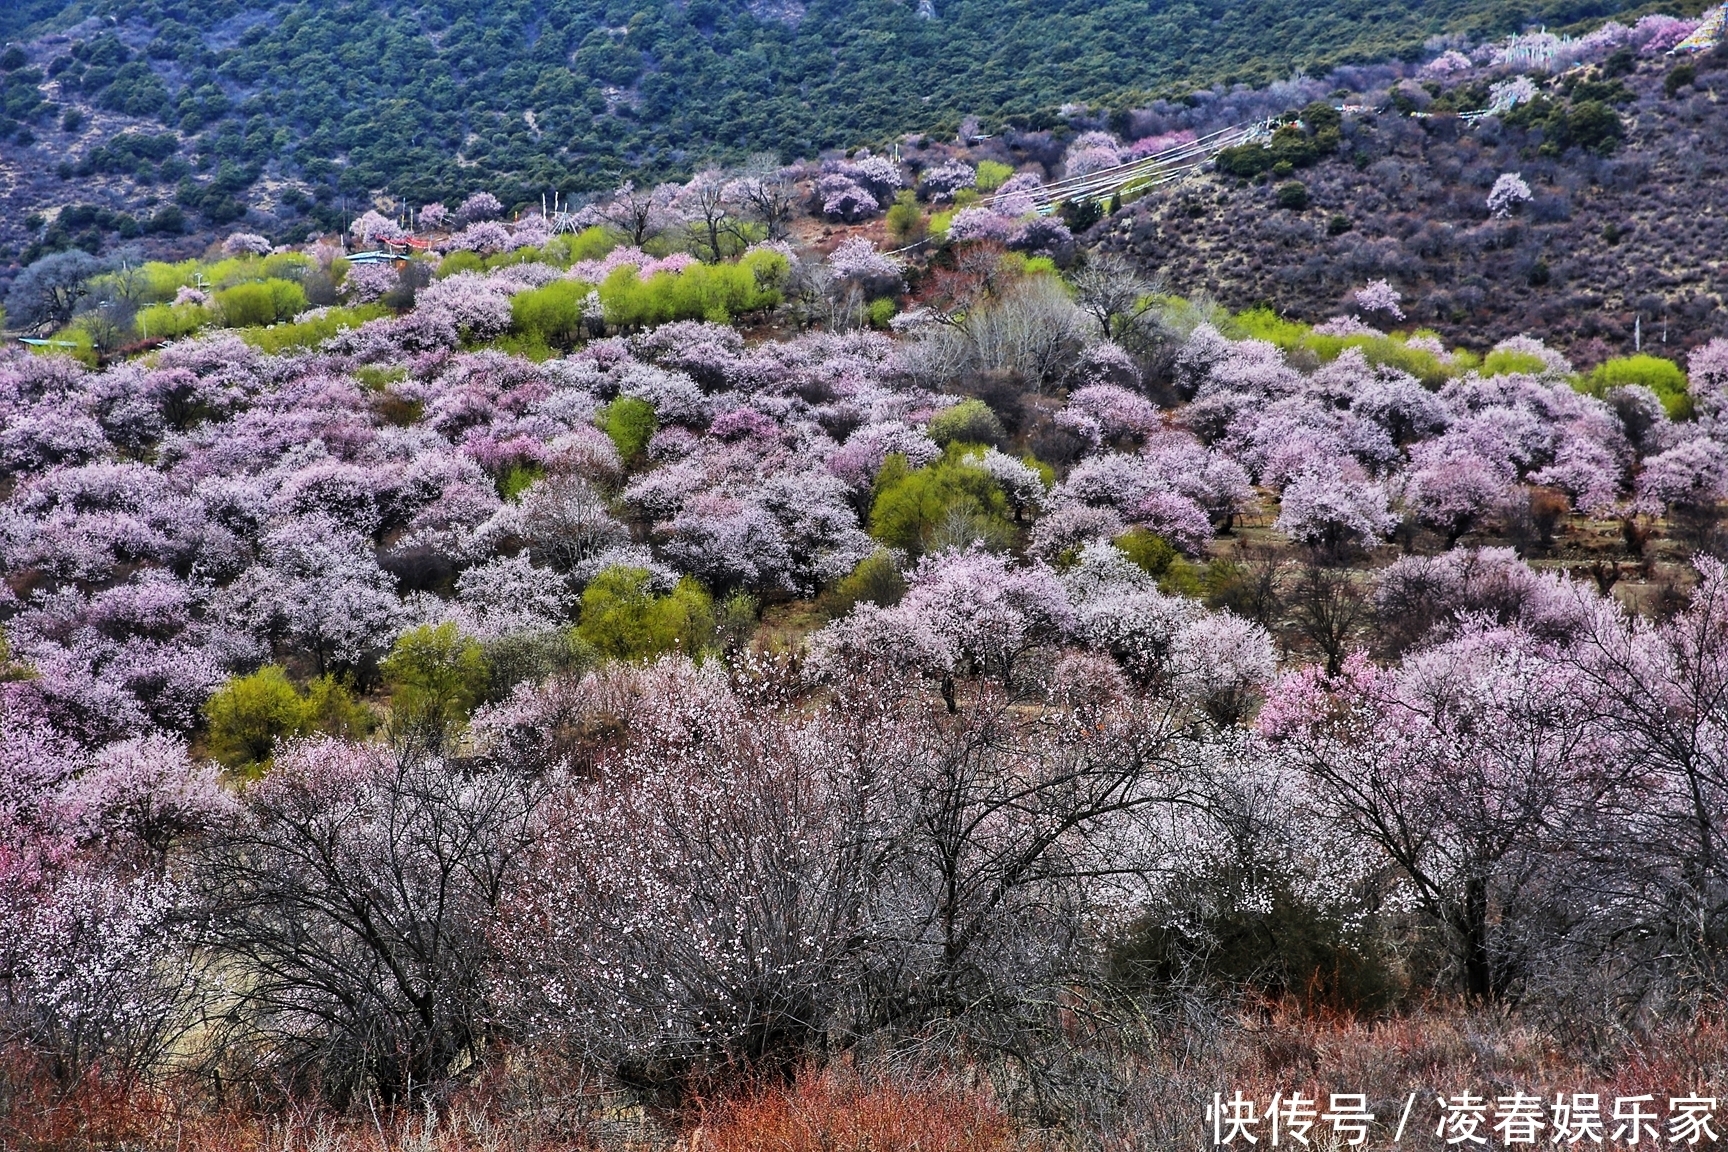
xmin=1274 ymin=460 xmax=1397 ymax=553
xmin=945 ymin=205 xmax=1015 ymax=244
xmin=897 ymin=549 xmax=1074 ymax=684
xmin=1353 ymin=279 xmax=1405 ymax=322
xmin=351 ymin=210 xmax=406 ymax=246
xmin=919 ymin=158 xmax=977 ymax=202
xmin=1688 ymin=339 xmax=1728 ymax=421
xmin=1487 ymin=173 xmax=1533 ymax=219
xmin=455 ymin=191 xmax=504 ymax=223
xmin=826 ymin=237 xmax=904 ymax=294
xmin=1406 ymin=442 xmax=1515 ymax=546
xmin=817 ymin=174 xmax=879 ymax=222
xmin=222 ymin=232 xmax=272 ymax=256
xmin=1262 ymin=629 xmax=1617 ymax=1000
xmin=447 ymin=220 xmax=511 ymax=255
xmin=1063 ymin=131 xmax=1124 ymax=177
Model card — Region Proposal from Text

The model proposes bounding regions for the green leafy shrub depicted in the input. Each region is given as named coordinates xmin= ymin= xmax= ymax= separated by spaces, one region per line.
xmin=1584 ymin=354 xmax=1691 ymax=419
xmin=926 ymin=398 xmax=1006 ymax=448
xmin=303 ymin=675 xmax=374 ymax=741
xmin=381 ymin=623 xmax=490 ymax=749
xmin=437 ymin=250 xmax=485 ymax=278
xmin=826 ymin=547 xmax=908 ymax=617
xmin=715 ymin=590 xmax=761 ymax=653
xmin=1216 ymin=110 xmax=1339 ymax=179
xmin=1666 ymin=62 xmax=1696 ymax=99
xmin=542 ymin=226 xmax=619 ymax=266
xmin=975 ymin=160 xmax=1015 ymax=192
xmin=1276 ymin=181 xmax=1309 ymax=210
xmin=498 ymin=462 xmax=546 ymax=500
xmin=213 ymin=278 xmax=306 ymax=327
xmin=599 ymin=249 xmax=788 ymax=328
xmin=577 ymin=567 xmax=715 ymax=662
xmin=1506 ymin=96 xmax=1625 ymax=156
xmin=204 ymin=665 xmax=310 ymax=773
xmin=511 ymin=279 xmax=590 ymax=349
xmin=869 ymin=447 xmax=1014 ymax=554
xmin=352 ymin=365 xmax=407 ymax=390
xmin=1229 ymin=307 xmax=1467 ymax=387
xmin=1114 ymin=528 xmax=1178 ymax=578
xmin=1551 ymin=100 xmax=1624 ymax=155
xmin=601 ymin=396 xmax=658 ymax=465
xmin=137 ymin=301 xmax=212 ymax=340
xmin=0 ymin=627 xmax=30 ymax=682
xmin=1481 ymin=348 xmax=1551 ymax=377
xmin=481 ymin=630 xmax=597 ymax=700
xmin=239 ymin=303 xmax=391 ymax=353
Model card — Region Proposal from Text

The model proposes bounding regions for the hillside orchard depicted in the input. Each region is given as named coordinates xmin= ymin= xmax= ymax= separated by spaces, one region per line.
xmin=5 ymin=186 xmax=1728 ymax=1143
xmin=4 ymin=16 xmax=1728 ymax=1143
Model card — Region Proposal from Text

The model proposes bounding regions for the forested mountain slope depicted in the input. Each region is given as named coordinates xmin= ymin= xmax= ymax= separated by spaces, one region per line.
xmin=1 ymin=0 xmax=1723 ymax=354
xmin=1098 ymin=41 xmax=1728 ymax=356
xmin=1 ymin=0 xmax=1714 ymax=200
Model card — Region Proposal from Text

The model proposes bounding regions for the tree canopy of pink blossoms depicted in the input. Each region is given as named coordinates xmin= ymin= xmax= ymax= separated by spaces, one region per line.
xmin=1487 ymin=172 xmax=1533 ymax=218
xmin=1063 ymin=131 xmax=1124 ymax=177
xmin=826 ymin=237 xmax=904 ymax=287
xmin=1353 ymin=280 xmax=1405 ymax=322
xmin=351 ymin=210 xmax=407 ymax=246
xmin=447 ymin=221 xmax=512 ymax=255
xmin=456 ymin=191 xmax=504 ymax=223
xmin=1275 ymin=461 xmax=1397 ymax=551
xmin=946 ymin=206 xmax=1016 ymax=244
xmin=920 ymin=159 xmax=977 ymax=202
xmin=1689 ymin=339 xmax=1728 ymax=421
xmin=1420 ymin=50 xmax=1474 ymax=78
xmin=222 ymin=233 xmax=272 ymax=257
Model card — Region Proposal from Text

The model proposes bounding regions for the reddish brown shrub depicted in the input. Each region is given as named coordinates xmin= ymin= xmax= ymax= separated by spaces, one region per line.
xmin=688 ymin=1068 xmax=1021 ymax=1152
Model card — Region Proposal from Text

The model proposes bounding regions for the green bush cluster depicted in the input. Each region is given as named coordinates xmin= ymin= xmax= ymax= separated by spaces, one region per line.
xmin=136 ymin=300 xmax=212 ymax=340
xmin=1481 ymin=347 xmax=1551 ymax=377
xmin=577 ymin=567 xmax=715 ymax=662
xmin=214 ymin=278 xmax=307 ymax=327
xmin=381 ymin=623 xmax=491 ymax=750
xmin=601 ymin=396 xmax=658 ymax=465
xmin=1276 ymin=181 xmax=1309 ymax=210
xmin=1229 ymin=307 xmax=1471 ymax=388
xmin=437 ymin=228 xmax=617 ymax=280
xmin=500 ymin=247 xmax=791 ymax=348
xmin=926 ymin=398 xmax=1006 ymax=448
xmin=1214 ymin=103 xmax=1341 ymax=179
xmin=1504 ymin=96 xmax=1625 ymax=156
xmin=974 ymin=160 xmax=1015 ymax=192
xmin=511 ymin=279 xmax=590 ymax=349
xmin=239 ymin=304 xmax=391 ymax=354
xmin=203 ymin=666 xmax=373 ymax=774
xmin=1583 ymin=354 xmax=1691 ymax=419
xmin=46 ymin=252 xmax=342 ymax=351
xmin=868 ymin=446 xmax=1015 ymax=555
xmin=826 ymin=547 xmax=908 ymax=617
xmin=598 ymin=248 xmax=789 ymax=328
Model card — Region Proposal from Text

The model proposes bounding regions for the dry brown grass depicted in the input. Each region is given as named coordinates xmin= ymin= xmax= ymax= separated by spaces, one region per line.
xmin=684 ymin=1066 xmax=1023 ymax=1152
xmin=6 ymin=1007 xmax=1728 ymax=1151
